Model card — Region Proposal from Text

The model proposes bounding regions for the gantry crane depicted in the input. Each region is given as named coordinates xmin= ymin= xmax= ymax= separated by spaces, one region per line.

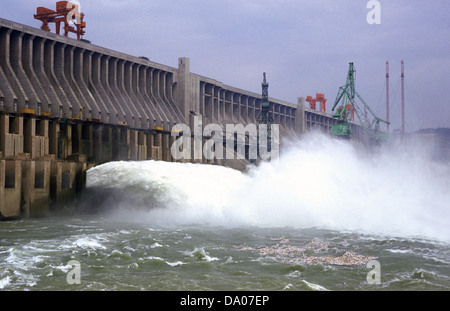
xmin=331 ymin=62 xmax=390 ymax=144
xmin=306 ymin=93 xmax=327 ymax=113
xmin=306 ymin=96 xmax=317 ymax=110
xmin=316 ymin=93 xmax=327 ymax=113
xmin=34 ymin=1 xmax=86 ymax=41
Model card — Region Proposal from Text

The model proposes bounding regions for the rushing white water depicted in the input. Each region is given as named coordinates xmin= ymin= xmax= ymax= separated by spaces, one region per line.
xmin=86 ymin=132 xmax=450 ymax=241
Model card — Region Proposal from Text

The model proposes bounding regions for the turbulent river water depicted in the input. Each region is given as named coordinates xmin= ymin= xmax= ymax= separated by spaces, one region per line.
xmin=1 ymin=133 xmax=449 ymax=291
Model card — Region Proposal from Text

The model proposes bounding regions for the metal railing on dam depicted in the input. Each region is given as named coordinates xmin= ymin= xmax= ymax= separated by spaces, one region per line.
xmin=0 ymin=17 xmax=362 ymax=220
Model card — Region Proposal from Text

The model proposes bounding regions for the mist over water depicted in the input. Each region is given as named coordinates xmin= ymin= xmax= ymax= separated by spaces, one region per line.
xmin=86 ymin=132 xmax=450 ymax=242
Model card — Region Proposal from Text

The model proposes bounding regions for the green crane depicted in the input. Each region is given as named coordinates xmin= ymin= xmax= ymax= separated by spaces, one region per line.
xmin=331 ymin=62 xmax=390 ymax=145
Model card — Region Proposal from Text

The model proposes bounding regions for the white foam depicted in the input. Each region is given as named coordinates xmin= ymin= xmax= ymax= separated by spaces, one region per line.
xmin=0 ymin=276 xmax=11 ymax=289
xmin=184 ymin=247 xmax=219 ymax=262
xmin=87 ymin=132 xmax=450 ymax=242
xmin=302 ymin=280 xmax=329 ymax=291
xmin=72 ymin=237 xmax=106 ymax=250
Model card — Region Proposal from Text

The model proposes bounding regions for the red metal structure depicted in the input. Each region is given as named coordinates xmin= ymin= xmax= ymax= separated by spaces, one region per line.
xmin=306 ymin=93 xmax=327 ymax=113
xmin=34 ymin=1 xmax=86 ymax=41
xmin=316 ymin=93 xmax=327 ymax=113
xmin=306 ymin=96 xmax=317 ymax=110
xmin=345 ymin=104 xmax=355 ymax=121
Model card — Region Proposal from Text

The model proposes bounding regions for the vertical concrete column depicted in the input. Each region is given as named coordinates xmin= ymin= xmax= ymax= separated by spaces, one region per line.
xmin=92 ymin=125 xmax=101 ymax=163
xmin=83 ymin=51 xmax=108 ymax=122
xmin=138 ymin=131 xmax=147 ymax=161
xmin=153 ymin=132 xmax=162 ymax=161
xmin=0 ymin=114 xmax=6 ymax=155
xmin=296 ymin=97 xmax=306 ymax=134
xmin=55 ymin=42 xmax=82 ymax=118
xmin=97 ymin=126 xmax=112 ymax=163
xmin=64 ymin=45 xmax=86 ymax=120
xmin=23 ymin=116 xmax=34 ymax=156
xmin=219 ymin=89 xmax=225 ymax=124
xmin=0 ymin=64 xmax=17 ymax=111
xmin=31 ymin=118 xmax=48 ymax=159
xmin=152 ymin=69 xmax=171 ymax=130
xmin=147 ymin=68 xmax=167 ymax=129
xmin=128 ymin=63 xmax=148 ymax=128
xmin=169 ymin=134 xmax=177 ymax=162
xmin=0 ymin=84 xmax=4 ymax=109
xmin=2 ymin=115 xmax=24 ymax=157
xmin=62 ymin=123 xmax=73 ymax=159
xmin=0 ymin=28 xmax=29 ymax=111
xmin=146 ymin=132 xmax=154 ymax=159
xmin=241 ymin=96 xmax=248 ymax=125
xmin=50 ymin=161 xmax=76 ymax=213
xmin=0 ymin=160 xmax=21 ymax=219
xmin=177 ymin=57 xmax=200 ymax=124
xmin=108 ymin=57 xmax=133 ymax=125
xmin=129 ymin=130 xmax=138 ymax=160
xmin=138 ymin=66 xmax=158 ymax=128
xmin=100 ymin=55 xmax=120 ymax=123
xmin=104 ymin=126 xmax=113 ymax=162
xmin=21 ymin=160 xmax=51 ymax=218
xmin=160 ymin=71 xmax=184 ymax=127
xmin=23 ymin=34 xmax=51 ymax=115
xmin=213 ymin=87 xmax=219 ymax=123
xmin=32 ymin=37 xmax=61 ymax=115
xmin=10 ymin=31 xmax=39 ymax=110
xmin=235 ymin=94 xmax=241 ymax=123
xmin=44 ymin=40 xmax=70 ymax=118
xmin=80 ymin=123 xmax=93 ymax=162
xmin=73 ymin=48 xmax=98 ymax=120
xmin=249 ymin=97 xmax=256 ymax=124
xmin=162 ymin=132 xmax=170 ymax=162
xmin=199 ymin=82 xmax=205 ymax=117
xmin=117 ymin=59 xmax=138 ymax=128
xmin=92 ymin=52 xmax=115 ymax=123
xmin=113 ymin=126 xmax=130 ymax=160
xmin=48 ymin=119 xmax=60 ymax=157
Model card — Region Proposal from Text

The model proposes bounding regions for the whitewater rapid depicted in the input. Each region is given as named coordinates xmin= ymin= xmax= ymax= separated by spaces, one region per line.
xmin=86 ymin=132 xmax=450 ymax=242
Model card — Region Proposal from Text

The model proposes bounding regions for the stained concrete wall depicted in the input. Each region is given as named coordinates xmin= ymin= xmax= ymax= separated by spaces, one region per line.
xmin=0 ymin=159 xmax=21 ymax=219
xmin=0 ymin=17 xmax=368 ymax=220
xmin=21 ymin=158 xmax=51 ymax=218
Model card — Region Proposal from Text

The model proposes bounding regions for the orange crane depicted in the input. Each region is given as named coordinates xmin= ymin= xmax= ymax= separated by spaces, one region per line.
xmin=306 ymin=96 xmax=317 ymax=110
xmin=306 ymin=93 xmax=327 ymax=113
xmin=346 ymin=104 xmax=355 ymax=121
xmin=316 ymin=93 xmax=327 ymax=113
xmin=34 ymin=1 xmax=86 ymax=41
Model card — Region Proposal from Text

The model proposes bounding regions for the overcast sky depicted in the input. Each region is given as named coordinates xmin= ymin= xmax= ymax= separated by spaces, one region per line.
xmin=1 ymin=0 xmax=449 ymax=132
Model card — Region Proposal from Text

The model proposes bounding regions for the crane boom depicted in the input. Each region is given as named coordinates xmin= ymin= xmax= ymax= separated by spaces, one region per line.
xmin=331 ymin=62 xmax=390 ymax=145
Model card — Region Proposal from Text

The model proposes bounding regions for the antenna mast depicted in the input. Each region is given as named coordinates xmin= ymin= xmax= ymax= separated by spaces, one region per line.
xmin=386 ymin=61 xmax=390 ymax=132
xmin=401 ymin=61 xmax=405 ymax=134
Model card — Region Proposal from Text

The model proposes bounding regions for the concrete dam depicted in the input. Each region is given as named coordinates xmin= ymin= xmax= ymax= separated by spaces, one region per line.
xmin=0 ymin=17 xmax=364 ymax=220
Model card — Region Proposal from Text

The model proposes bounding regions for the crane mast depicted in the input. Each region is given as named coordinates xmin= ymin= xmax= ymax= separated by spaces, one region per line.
xmin=331 ymin=62 xmax=390 ymax=145
xmin=257 ymin=73 xmax=273 ymax=151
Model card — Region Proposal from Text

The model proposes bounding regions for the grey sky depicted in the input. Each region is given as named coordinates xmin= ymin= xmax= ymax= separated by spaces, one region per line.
xmin=1 ymin=0 xmax=449 ymax=131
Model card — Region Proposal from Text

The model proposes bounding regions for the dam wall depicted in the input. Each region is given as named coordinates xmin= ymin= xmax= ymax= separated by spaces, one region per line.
xmin=0 ymin=17 xmax=363 ymax=220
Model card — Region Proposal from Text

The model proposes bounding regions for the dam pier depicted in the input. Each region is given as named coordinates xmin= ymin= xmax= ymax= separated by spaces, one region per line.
xmin=0 ymin=17 xmax=364 ymax=220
